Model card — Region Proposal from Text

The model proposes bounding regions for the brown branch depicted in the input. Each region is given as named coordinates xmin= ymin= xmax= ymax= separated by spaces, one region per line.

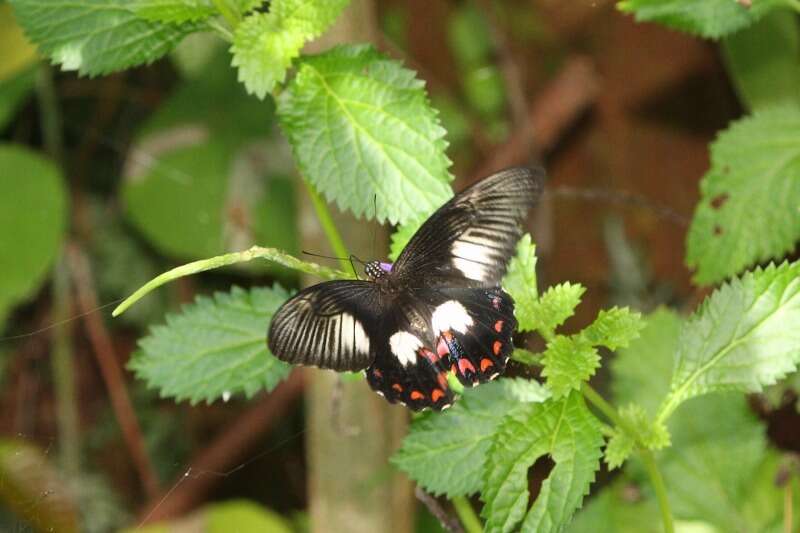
xmin=65 ymin=243 xmax=161 ymax=499
xmin=139 ymin=371 xmax=305 ymax=522
xmin=472 ymin=56 xmax=600 ymax=181
xmin=414 ymin=487 xmax=464 ymax=533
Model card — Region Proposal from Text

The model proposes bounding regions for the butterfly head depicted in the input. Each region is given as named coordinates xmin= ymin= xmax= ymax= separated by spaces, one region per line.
xmin=365 ymin=260 xmax=392 ymax=280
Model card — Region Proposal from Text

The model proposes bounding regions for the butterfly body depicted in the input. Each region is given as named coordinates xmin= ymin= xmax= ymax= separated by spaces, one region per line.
xmin=268 ymin=167 xmax=544 ymax=410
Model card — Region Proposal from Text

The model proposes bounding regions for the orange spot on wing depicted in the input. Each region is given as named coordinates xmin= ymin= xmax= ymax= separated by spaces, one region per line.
xmin=493 ymin=340 xmax=503 ymax=355
xmin=451 ymin=364 xmax=458 ymax=374
xmin=437 ymin=372 xmax=449 ymax=389
xmin=458 ymin=359 xmax=476 ymax=375
xmin=480 ymin=358 xmax=494 ymax=371
xmin=431 ymin=389 xmax=445 ymax=402
xmin=392 ymin=383 xmax=403 ymax=392
xmin=410 ymin=390 xmax=425 ymax=401
xmin=494 ymin=320 xmax=504 ymax=333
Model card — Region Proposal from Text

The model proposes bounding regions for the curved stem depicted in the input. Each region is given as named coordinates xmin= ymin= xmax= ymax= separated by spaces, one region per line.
xmin=451 ymin=496 xmax=483 ymax=533
xmin=303 ymin=179 xmax=352 ymax=274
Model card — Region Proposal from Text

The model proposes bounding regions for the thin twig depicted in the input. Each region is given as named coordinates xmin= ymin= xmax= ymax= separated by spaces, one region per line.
xmin=65 ymin=243 xmax=161 ymax=499
xmin=414 ymin=487 xmax=464 ymax=533
xmin=139 ymin=372 xmax=305 ymax=522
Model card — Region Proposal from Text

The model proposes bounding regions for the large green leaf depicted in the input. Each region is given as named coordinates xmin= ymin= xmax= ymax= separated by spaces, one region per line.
xmin=278 ymin=44 xmax=453 ymax=225
xmin=659 ymin=261 xmax=800 ymax=422
xmin=686 ymin=106 xmax=800 ymax=284
xmin=722 ymin=10 xmax=800 ymax=111
xmin=129 ymin=285 xmax=292 ymax=404
xmin=392 ymin=379 xmax=549 ymax=498
xmin=617 ymin=0 xmax=785 ymax=39
xmin=132 ymin=0 xmax=217 ymax=23
xmin=502 ymin=234 xmax=538 ymax=331
xmin=0 ymin=144 xmax=67 ymax=318
xmin=9 ymin=0 xmax=198 ymax=76
xmin=481 ymin=392 xmax=603 ymax=533
xmin=231 ymin=0 xmax=349 ymax=98
xmin=567 ymin=479 xmax=663 ymax=533
xmin=122 ymin=51 xmax=297 ymax=264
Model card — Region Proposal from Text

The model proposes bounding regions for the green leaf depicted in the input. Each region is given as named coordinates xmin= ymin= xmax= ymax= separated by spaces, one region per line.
xmin=231 ymin=0 xmax=349 ymax=98
xmin=132 ymin=0 xmax=216 ymax=23
xmin=0 ymin=144 xmax=67 ymax=318
xmin=567 ymin=479 xmax=663 ymax=533
xmin=603 ymin=431 xmax=635 ymax=471
xmin=129 ymin=285 xmax=292 ymax=404
xmin=581 ymin=307 xmax=644 ymax=350
xmin=0 ymin=65 xmax=35 ymax=133
xmin=660 ymin=394 xmax=779 ymax=531
xmin=123 ymin=500 xmax=293 ymax=533
xmin=541 ymin=336 xmax=599 ymax=399
xmin=0 ymin=3 xmax=37 ymax=81
xmin=392 ymin=379 xmax=549 ymax=498
xmin=527 ymin=282 xmax=585 ymax=336
xmin=686 ymin=106 xmax=800 ymax=284
xmin=502 ymin=234 xmax=538 ymax=330
xmin=722 ymin=10 xmax=800 ymax=111
xmin=481 ymin=392 xmax=603 ymax=533
xmin=0 ymin=439 xmax=79 ymax=533
xmin=605 ymin=404 xmax=670 ymax=469
xmin=278 ymin=44 xmax=454 ymax=225
xmin=659 ymin=261 xmax=800 ymax=422
xmin=388 ymin=215 xmax=425 ymax=262
xmin=10 ymin=0 xmax=198 ymax=76
xmin=617 ymin=0 xmax=785 ymax=39
xmin=611 ymin=307 xmax=681 ymax=417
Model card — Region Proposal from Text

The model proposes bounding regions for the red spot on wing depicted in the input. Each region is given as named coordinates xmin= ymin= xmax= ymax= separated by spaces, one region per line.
xmin=431 ymin=389 xmax=445 ymax=402
xmin=493 ymin=340 xmax=503 ymax=355
xmin=480 ymin=358 xmax=494 ymax=371
xmin=437 ymin=372 xmax=449 ymax=389
xmin=451 ymin=364 xmax=458 ymax=374
xmin=494 ymin=320 xmax=504 ymax=333
xmin=437 ymin=337 xmax=449 ymax=357
xmin=392 ymin=383 xmax=403 ymax=392
xmin=410 ymin=390 xmax=425 ymax=401
xmin=458 ymin=358 xmax=476 ymax=375
xmin=420 ymin=347 xmax=439 ymax=363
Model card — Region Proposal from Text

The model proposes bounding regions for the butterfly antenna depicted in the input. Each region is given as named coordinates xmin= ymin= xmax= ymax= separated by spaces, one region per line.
xmin=349 ymin=254 xmax=365 ymax=280
xmin=371 ymin=194 xmax=378 ymax=259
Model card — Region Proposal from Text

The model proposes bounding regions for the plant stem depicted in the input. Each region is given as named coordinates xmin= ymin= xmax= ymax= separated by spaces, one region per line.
xmin=303 ymin=179 xmax=352 ymax=275
xmin=640 ymin=449 xmax=675 ymax=533
xmin=451 ymin=496 xmax=483 ymax=533
xmin=52 ymin=256 xmax=80 ymax=477
xmin=581 ymin=383 xmax=674 ymax=533
xmin=211 ymin=0 xmax=239 ymax=27
xmin=36 ymin=64 xmax=63 ymax=166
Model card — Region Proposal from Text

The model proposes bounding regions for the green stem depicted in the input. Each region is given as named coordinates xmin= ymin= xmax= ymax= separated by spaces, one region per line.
xmin=113 ymin=246 xmax=349 ymax=317
xmin=640 ymin=449 xmax=675 ymax=533
xmin=211 ymin=0 xmax=239 ymax=26
xmin=303 ymin=179 xmax=352 ymax=275
xmin=451 ymin=496 xmax=483 ymax=533
xmin=52 ymin=256 xmax=80 ymax=477
xmin=36 ymin=64 xmax=63 ymax=166
xmin=582 ymin=383 xmax=674 ymax=533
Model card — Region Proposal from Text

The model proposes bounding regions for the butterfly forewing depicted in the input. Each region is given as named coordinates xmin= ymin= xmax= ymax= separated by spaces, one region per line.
xmin=267 ymin=281 xmax=380 ymax=371
xmin=393 ymin=167 xmax=543 ymax=288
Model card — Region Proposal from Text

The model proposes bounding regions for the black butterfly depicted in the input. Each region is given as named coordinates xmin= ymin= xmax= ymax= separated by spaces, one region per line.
xmin=268 ymin=167 xmax=544 ymax=411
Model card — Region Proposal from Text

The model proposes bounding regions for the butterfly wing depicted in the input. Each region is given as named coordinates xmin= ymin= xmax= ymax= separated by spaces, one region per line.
xmin=393 ymin=166 xmax=544 ymax=288
xmin=267 ymin=280 xmax=380 ymax=371
xmin=365 ymin=294 xmax=455 ymax=411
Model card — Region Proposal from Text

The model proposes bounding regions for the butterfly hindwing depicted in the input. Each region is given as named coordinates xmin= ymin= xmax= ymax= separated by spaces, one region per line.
xmin=393 ymin=167 xmax=543 ymax=288
xmin=425 ymin=287 xmax=517 ymax=387
xmin=267 ymin=281 xmax=380 ymax=371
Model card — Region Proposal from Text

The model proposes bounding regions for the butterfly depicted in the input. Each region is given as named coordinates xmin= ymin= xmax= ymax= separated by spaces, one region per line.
xmin=268 ymin=167 xmax=544 ymax=411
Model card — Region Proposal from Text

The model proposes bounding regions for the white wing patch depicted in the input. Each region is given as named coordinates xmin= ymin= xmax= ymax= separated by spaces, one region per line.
xmin=341 ymin=313 xmax=370 ymax=356
xmin=452 ymin=257 xmax=488 ymax=281
xmin=432 ymin=300 xmax=474 ymax=334
xmin=389 ymin=331 xmax=423 ymax=366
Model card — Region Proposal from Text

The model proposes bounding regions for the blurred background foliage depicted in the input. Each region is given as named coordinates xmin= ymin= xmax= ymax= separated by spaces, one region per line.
xmin=0 ymin=0 xmax=799 ymax=531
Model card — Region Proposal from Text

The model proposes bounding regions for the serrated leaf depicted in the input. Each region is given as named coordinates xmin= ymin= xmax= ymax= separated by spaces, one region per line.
xmin=603 ymin=431 xmax=635 ymax=471
xmin=685 ymin=106 xmax=800 ymax=284
xmin=617 ymin=0 xmax=785 ymax=39
xmin=278 ymin=44 xmax=454 ymax=225
xmin=527 ymin=282 xmax=585 ymax=336
xmin=659 ymin=261 xmax=800 ymax=422
xmin=502 ymin=234 xmax=538 ymax=330
xmin=129 ymin=285 xmax=292 ymax=404
xmin=132 ymin=0 xmax=217 ymax=23
xmin=481 ymin=392 xmax=603 ymax=533
xmin=721 ymin=10 xmax=800 ymax=111
xmin=581 ymin=307 xmax=644 ymax=350
xmin=10 ymin=0 xmax=198 ymax=76
xmin=611 ymin=307 xmax=681 ymax=417
xmin=231 ymin=0 xmax=349 ymax=98
xmin=392 ymin=379 xmax=548 ymax=497
xmin=541 ymin=336 xmax=599 ymax=398
xmin=0 ymin=144 xmax=67 ymax=318
xmin=605 ymin=404 xmax=670 ymax=469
